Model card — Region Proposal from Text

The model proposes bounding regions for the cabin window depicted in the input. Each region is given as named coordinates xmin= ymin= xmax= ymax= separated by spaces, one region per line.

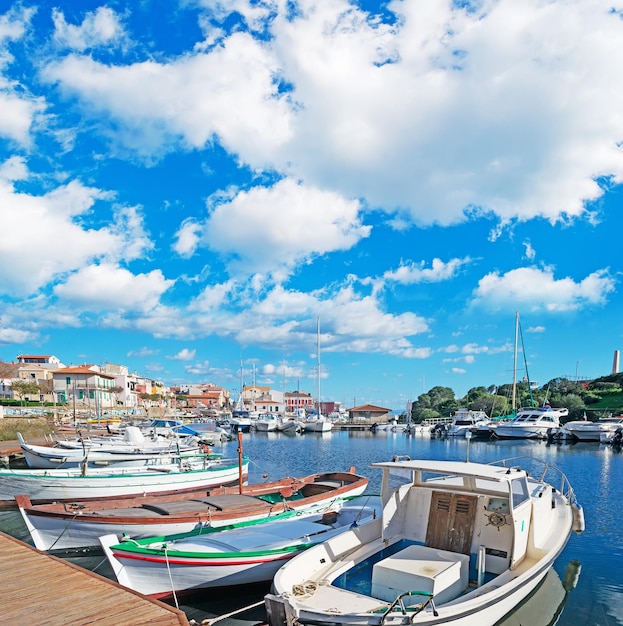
xmin=511 ymin=477 xmax=530 ymax=508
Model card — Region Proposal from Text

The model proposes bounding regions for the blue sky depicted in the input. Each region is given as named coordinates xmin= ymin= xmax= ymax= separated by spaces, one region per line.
xmin=1 ymin=0 xmax=622 ymax=412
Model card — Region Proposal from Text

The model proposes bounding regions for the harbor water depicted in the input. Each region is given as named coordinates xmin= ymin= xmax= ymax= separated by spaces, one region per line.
xmin=1 ymin=429 xmax=621 ymax=625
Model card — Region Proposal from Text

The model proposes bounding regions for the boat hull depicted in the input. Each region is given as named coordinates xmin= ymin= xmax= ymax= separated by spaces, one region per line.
xmin=100 ymin=496 xmax=382 ymax=599
xmin=0 ymin=458 xmax=248 ymax=506
xmin=17 ymin=471 xmax=369 ymax=550
xmin=267 ymin=457 xmax=579 ymax=626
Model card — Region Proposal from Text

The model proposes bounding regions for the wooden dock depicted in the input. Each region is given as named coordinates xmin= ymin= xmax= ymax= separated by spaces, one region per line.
xmin=0 ymin=531 xmax=189 ymax=625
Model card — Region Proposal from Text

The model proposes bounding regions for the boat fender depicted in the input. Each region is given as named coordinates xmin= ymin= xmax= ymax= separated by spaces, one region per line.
xmin=201 ymin=443 xmax=212 ymax=454
xmin=572 ymin=503 xmax=585 ymax=533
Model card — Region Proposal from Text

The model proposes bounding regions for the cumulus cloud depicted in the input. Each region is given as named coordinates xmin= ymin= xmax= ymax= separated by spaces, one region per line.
xmin=0 ymin=326 xmax=38 ymax=344
xmin=472 ymin=266 xmax=616 ymax=312
xmin=173 ymin=220 xmax=202 ymax=258
xmin=38 ymin=1 xmax=623 ymax=228
xmin=204 ymin=178 xmax=370 ymax=278
xmin=0 ymin=7 xmax=44 ymax=146
xmin=42 ymin=31 xmax=293 ymax=163
xmin=171 ymin=348 xmax=196 ymax=361
xmin=53 ymin=263 xmax=174 ymax=311
xmin=52 ymin=7 xmax=128 ymax=51
xmin=383 ymin=257 xmax=472 ymax=284
xmin=0 ymin=170 xmax=157 ymax=297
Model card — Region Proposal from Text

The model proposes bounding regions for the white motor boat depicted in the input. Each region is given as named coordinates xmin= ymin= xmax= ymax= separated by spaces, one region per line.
xmin=494 ymin=406 xmax=568 ymax=439
xmin=446 ymin=409 xmax=489 ymax=437
xmin=255 ymin=413 xmax=280 ymax=432
xmin=562 ymin=416 xmax=623 ymax=442
xmin=266 ymin=456 xmax=584 ymax=626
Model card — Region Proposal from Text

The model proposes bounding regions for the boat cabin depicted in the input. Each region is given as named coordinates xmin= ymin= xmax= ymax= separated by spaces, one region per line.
xmin=370 ymin=459 xmax=554 ymax=605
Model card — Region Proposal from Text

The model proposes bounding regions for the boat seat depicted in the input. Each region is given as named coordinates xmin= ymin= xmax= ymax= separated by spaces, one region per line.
xmin=141 ymin=494 xmax=271 ymax=515
xmin=371 ymin=545 xmax=469 ymax=606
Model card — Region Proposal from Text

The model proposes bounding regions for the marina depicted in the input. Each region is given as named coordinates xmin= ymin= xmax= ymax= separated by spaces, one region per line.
xmin=0 ymin=429 xmax=621 ymax=625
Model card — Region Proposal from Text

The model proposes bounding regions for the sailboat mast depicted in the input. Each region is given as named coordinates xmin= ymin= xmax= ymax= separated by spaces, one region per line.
xmin=512 ymin=311 xmax=518 ymax=412
xmin=317 ymin=316 xmax=321 ymax=417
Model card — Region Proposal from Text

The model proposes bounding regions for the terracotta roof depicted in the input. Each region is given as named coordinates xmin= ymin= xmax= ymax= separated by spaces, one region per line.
xmin=348 ymin=404 xmax=392 ymax=412
xmin=55 ymin=366 xmax=115 ymax=379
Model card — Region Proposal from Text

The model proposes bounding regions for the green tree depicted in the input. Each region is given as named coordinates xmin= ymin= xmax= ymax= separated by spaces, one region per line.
xmin=11 ymin=380 xmax=41 ymax=406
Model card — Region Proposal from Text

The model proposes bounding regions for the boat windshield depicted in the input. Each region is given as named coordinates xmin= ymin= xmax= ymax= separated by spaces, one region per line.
xmin=511 ymin=477 xmax=530 ymax=508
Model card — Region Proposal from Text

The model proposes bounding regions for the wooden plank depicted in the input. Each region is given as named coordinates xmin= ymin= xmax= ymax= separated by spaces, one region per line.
xmin=0 ymin=532 xmax=189 ymax=625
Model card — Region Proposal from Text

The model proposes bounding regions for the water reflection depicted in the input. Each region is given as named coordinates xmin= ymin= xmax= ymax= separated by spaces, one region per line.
xmin=497 ymin=561 xmax=581 ymax=626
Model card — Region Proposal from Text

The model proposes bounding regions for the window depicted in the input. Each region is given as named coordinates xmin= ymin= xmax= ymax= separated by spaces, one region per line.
xmin=511 ymin=477 xmax=530 ymax=508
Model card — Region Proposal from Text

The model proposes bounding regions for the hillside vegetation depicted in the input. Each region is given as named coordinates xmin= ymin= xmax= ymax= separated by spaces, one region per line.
xmin=409 ymin=373 xmax=623 ymax=424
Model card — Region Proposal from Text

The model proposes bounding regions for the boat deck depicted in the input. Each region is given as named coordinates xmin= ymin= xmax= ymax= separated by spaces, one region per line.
xmin=0 ymin=531 xmax=189 ymax=625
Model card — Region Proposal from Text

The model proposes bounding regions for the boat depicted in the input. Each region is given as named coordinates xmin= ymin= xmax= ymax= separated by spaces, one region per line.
xmin=600 ymin=425 xmax=623 ymax=445
xmin=446 ymin=409 xmax=489 ymax=437
xmin=560 ymin=415 xmax=623 ymax=442
xmin=99 ymin=494 xmax=382 ymax=600
xmin=304 ymin=415 xmax=333 ymax=433
xmin=17 ymin=431 xmax=204 ymax=470
xmin=15 ymin=469 xmax=369 ymax=551
xmin=276 ymin=416 xmax=305 ymax=434
xmin=0 ymin=454 xmax=249 ymax=506
xmin=490 ymin=312 xmax=569 ymax=440
xmin=493 ymin=406 xmax=568 ymax=439
xmin=265 ymin=455 xmax=584 ymax=625
xmin=255 ymin=413 xmax=280 ymax=432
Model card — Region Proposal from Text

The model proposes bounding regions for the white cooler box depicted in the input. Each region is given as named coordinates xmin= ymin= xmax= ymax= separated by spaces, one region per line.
xmin=371 ymin=545 xmax=469 ymax=606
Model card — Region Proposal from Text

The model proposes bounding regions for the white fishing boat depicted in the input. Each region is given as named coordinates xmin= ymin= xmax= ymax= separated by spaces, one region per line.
xmin=99 ymin=494 xmax=382 ymax=600
xmin=16 ymin=469 xmax=368 ymax=551
xmin=17 ymin=432 xmax=203 ymax=470
xmin=265 ymin=456 xmax=584 ymax=625
xmin=0 ymin=455 xmax=249 ymax=506
xmin=493 ymin=406 xmax=568 ymax=439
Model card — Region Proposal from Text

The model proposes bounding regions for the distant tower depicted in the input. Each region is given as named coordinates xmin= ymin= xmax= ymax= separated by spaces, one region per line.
xmin=613 ymin=350 xmax=621 ymax=375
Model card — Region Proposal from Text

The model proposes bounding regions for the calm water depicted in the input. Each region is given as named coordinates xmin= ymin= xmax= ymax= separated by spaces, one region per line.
xmin=1 ymin=430 xmax=622 ymax=625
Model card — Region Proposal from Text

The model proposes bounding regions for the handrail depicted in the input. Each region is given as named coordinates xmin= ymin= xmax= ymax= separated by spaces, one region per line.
xmin=488 ymin=456 xmax=579 ymax=506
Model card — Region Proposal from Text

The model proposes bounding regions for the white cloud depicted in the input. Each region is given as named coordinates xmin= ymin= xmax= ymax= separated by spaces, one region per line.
xmin=42 ymin=31 xmax=293 ymax=163
xmin=0 ymin=326 xmax=38 ymax=344
xmin=171 ymin=348 xmax=196 ymax=361
xmin=53 ymin=263 xmax=174 ymax=311
xmin=0 ymin=170 xmax=156 ymax=297
xmin=52 ymin=7 xmax=128 ymax=51
xmin=127 ymin=347 xmax=159 ymax=357
xmin=272 ymin=0 xmax=623 ymax=227
xmin=204 ymin=178 xmax=370 ymax=278
xmin=38 ymin=1 xmax=623 ymax=229
xmin=173 ymin=220 xmax=202 ymax=258
xmin=472 ymin=266 xmax=616 ymax=312
xmin=0 ymin=156 xmax=27 ymax=181
xmin=0 ymin=7 xmax=44 ymax=146
xmin=0 ymin=177 xmax=118 ymax=296
xmin=383 ymin=257 xmax=472 ymax=284
xmin=523 ymin=241 xmax=536 ymax=261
